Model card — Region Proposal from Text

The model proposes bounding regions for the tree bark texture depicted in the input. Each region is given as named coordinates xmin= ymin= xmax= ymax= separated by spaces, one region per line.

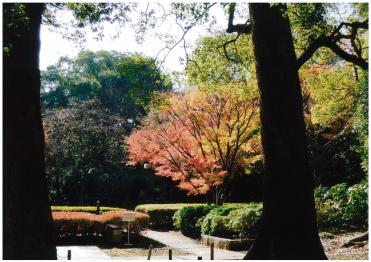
xmin=244 ymin=4 xmax=327 ymax=259
xmin=3 ymin=3 xmax=57 ymax=259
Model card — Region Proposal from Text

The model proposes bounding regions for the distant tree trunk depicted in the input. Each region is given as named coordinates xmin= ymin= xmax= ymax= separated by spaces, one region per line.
xmin=244 ymin=4 xmax=327 ymax=259
xmin=3 ymin=3 xmax=57 ymax=259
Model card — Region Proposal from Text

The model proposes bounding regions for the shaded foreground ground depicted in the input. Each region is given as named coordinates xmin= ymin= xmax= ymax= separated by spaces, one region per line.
xmin=322 ymin=231 xmax=368 ymax=260
xmin=57 ymin=230 xmax=368 ymax=260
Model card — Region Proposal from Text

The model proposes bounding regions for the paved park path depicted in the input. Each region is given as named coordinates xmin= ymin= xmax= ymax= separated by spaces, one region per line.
xmin=57 ymin=246 xmax=111 ymax=260
xmin=57 ymin=230 xmax=246 ymax=260
xmin=141 ymin=230 xmax=246 ymax=260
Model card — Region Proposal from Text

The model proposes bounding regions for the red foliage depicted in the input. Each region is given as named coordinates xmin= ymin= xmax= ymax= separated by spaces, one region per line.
xmin=307 ymin=64 xmax=332 ymax=75
xmin=127 ymin=121 xmax=224 ymax=195
xmin=127 ymin=90 xmax=261 ymax=199
xmin=44 ymin=130 xmax=50 ymax=144
xmin=52 ymin=211 xmax=149 ymax=236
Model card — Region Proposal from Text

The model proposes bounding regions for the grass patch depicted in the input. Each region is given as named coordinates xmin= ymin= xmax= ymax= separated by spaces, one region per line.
xmin=319 ymin=232 xmax=335 ymax=239
xmin=223 ymin=203 xmax=251 ymax=208
xmin=52 ymin=206 xmax=125 ymax=212
xmin=135 ymin=203 xmax=250 ymax=212
xmin=135 ymin=203 xmax=204 ymax=212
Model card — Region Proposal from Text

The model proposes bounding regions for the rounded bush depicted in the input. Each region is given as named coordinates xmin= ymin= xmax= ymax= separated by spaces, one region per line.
xmin=135 ymin=203 xmax=203 ymax=229
xmin=200 ymin=206 xmax=238 ymax=238
xmin=173 ymin=205 xmax=214 ymax=237
xmin=228 ymin=203 xmax=262 ymax=237
xmin=199 ymin=204 xmax=263 ymax=238
xmin=315 ymin=180 xmax=368 ymax=229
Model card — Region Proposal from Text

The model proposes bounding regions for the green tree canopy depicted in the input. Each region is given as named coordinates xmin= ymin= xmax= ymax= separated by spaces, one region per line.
xmin=41 ymin=50 xmax=172 ymax=123
xmin=185 ymin=33 xmax=254 ymax=87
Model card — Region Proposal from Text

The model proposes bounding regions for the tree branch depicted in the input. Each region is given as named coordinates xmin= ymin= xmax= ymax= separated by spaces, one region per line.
xmin=155 ymin=3 xmax=217 ymax=69
xmin=220 ymin=33 xmax=242 ymax=63
xmin=324 ymin=40 xmax=368 ymax=69
xmin=297 ymin=19 xmax=368 ymax=70
xmin=226 ymin=3 xmax=251 ymax=34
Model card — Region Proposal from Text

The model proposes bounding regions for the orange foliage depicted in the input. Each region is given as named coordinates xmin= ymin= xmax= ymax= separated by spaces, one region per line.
xmin=44 ymin=130 xmax=49 ymax=144
xmin=127 ymin=90 xmax=261 ymax=198
xmin=52 ymin=211 xmax=149 ymax=236
xmin=307 ymin=64 xmax=332 ymax=76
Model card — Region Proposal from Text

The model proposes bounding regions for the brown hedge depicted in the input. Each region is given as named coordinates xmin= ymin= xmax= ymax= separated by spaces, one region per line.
xmin=52 ymin=211 xmax=149 ymax=236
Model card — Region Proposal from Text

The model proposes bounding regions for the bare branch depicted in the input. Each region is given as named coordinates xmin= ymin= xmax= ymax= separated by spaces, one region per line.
xmin=297 ymin=19 xmax=368 ymax=70
xmin=324 ymin=40 xmax=368 ymax=70
xmin=226 ymin=3 xmax=251 ymax=34
xmin=220 ymin=33 xmax=242 ymax=64
xmin=155 ymin=3 xmax=217 ymax=69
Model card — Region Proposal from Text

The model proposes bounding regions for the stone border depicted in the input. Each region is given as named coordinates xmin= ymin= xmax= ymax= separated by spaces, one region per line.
xmin=201 ymin=234 xmax=254 ymax=251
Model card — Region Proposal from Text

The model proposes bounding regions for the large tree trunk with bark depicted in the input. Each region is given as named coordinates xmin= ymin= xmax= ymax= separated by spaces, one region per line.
xmin=244 ymin=4 xmax=327 ymax=259
xmin=3 ymin=3 xmax=57 ymax=259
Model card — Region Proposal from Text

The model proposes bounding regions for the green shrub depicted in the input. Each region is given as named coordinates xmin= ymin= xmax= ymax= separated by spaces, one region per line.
xmin=136 ymin=203 xmax=263 ymax=234
xmin=223 ymin=203 xmax=252 ymax=209
xmin=228 ymin=203 xmax=262 ymax=237
xmin=200 ymin=206 xmax=238 ymax=238
xmin=314 ymin=185 xmax=329 ymax=199
xmin=315 ymin=180 xmax=368 ymax=229
xmin=345 ymin=180 xmax=368 ymax=226
xmin=319 ymin=232 xmax=334 ymax=239
xmin=52 ymin=206 xmax=124 ymax=213
xmin=173 ymin=205 xmax=214 ymax=237
xmin=201 ymin=213 xmax=230 ymax=238
xmin=198 ymin=203 xmax=263 ymax=238
xmin=326 ymin=183 xmax=349 ymax=202
xmin=135 ymin=203 xmax=204 ymax=229
xmin=214 ymin=206 xmax=239 ymax=216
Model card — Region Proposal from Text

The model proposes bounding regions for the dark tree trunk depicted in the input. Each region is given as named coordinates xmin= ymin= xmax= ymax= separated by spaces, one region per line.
xmin=3 ymin=4 xmax=57 ymax=259
xmin=244 ymin=4 xmax=327 ymax=259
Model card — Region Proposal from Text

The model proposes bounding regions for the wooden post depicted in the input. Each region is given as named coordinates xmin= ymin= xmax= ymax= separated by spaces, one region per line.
xmin=169 ymin=249 xmax=172 ymax=260
xmin=127 ymin=221 xmax=130 ymax=244
xmin=96 ymin=200 xmax=100 ymax=214
xmin=147 ymin=244 xmax=152 ymax=260
xmin=67 ymin=250 xmax=71 ymax=260
xmin=197 ymin=256 xmax=202 ymax=260
xmin=210 ymin=243 xmax=214 ymax=260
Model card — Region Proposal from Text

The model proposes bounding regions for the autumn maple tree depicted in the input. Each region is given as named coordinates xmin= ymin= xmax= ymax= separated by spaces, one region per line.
xmin=127 ymin=87 xmax=261 ymax=204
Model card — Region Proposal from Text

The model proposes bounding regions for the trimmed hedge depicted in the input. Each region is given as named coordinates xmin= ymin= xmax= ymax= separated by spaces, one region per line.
xmin=52 ymin=211 xmax=149 ymax=236
xmin=172 ymin=204 xmax=262 ymax=239
xmin=222 ymin=203 xmax=252 ymax=209
xmin=163 ymin=203 xmax=262 ymax=239
xmin=135 ymin=203 xmax=204 ymax=229
xmin=227 ymin=203 xmax=262 ymax=237
xmin=52 ymin=206 xmax=124 ymax=212
xmin=200 ymin=206 xmax=240 ymax=238
xmin=135 ymin=203 xmax=255 ymax=230
xmin=173 ymin=205 xmax=214 ymax=237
